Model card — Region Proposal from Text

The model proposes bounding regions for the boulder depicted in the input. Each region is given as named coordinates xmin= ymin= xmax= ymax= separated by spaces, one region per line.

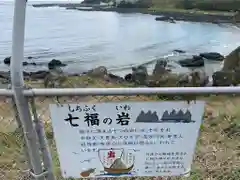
xmin=124 ymin=73 xmax=133 ymax=82
xmin=152 ymin=59 xmax=169 ymax=76
xmin=132 ymin=65 xmax=148 ymax=85
xmin=222 ymin=46 xmax=240 ymax=71
xmin=173 ymin=49 xmax=186 ymax=53
xmin=146 ymin=73 xmax=179 ymax=87
xmin=23 ymin=62 xmax=37 ymax=66
xmin=199 ymin=52 xmax=224 ymax=61
xmin=212 ymin=70 xmax=236 ymax=86
xmin=4 ymin=57 xmax=11 ymax=65
xmin=4 ymin=56 xmax=37 ymax=66
xmin=0 ymin=71 xmax=10 ymax=80
xmin=189 ymin=70 xmax=209 ymax=87
xmin=179 ymin=55 xmax=204 ymax=67
xmin=29 ymin=71 xmax=49 ymax=80
xmin=44 ymin=68 xmax=66 ymax=88
xmin=155 ymin=16 xmax=176 ymax=23
xmin=107 ymin=73 xmax=124 ymax=83
xmin=233 ymin=11 xmax=240 ymax=23
xmin=48 ymin=59 xmax=67 ymax=70
xmin=178 ymin=70 xmax=209 ymax=87
xmin=87 ymin=66 xmax=108 ymax=77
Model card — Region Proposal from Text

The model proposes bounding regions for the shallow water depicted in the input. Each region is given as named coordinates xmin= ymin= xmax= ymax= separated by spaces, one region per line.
xmin=0 ymin=1 xmax=240 ymax=77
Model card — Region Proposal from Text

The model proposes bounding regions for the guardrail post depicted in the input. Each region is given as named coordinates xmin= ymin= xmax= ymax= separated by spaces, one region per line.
xmin=10 ymin=0 xmax=45 ymax=179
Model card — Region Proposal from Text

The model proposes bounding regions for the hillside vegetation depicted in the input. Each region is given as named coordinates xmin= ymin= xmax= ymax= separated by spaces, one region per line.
xmin=115 ymin=0 xmax=240 ymax=12
xmin=151 ymin=0 xmax=240 ymax=11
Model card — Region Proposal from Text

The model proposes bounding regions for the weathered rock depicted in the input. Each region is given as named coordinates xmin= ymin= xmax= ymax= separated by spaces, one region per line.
xmin=199 ymin=52 xmax=224 ymax=61
xmin=177 ymin=70 xmax=209 ymax=87
xmin=4 ymin=57 xmax=11 ymax=65
xmin=132 ymin=65 xmax=148 ymax=85
xmin=153 ymin=60 xmax=169 ymax=76
xmin=189 ymin=70 xmax=209 ymax=87
xmin=178 ymin=74 xmax=191 ymax=86
xmin=124 ymin=73 xmax=133 ymax=82
xmin=179 ymin=55 xmax=204 ymax=67
xmin=155 ymin=16 xmax=176 ymax=23
xmin=213 ymin=69 xmax=240 ymax=86
xmin=4 ymin=56 xmax=37 ymax=66
xmin=233 ymin=11 xmax=240 ymax=23
xmin=212 ymin=70 xmax=236 ymax=86
xmin=0 ymin=71 xmax=10 ymax=79
xmin=146 ymin=73 xmax=179 ymax=87
xmin=44 ymin=68 xmax=66 ymax=88
xmin=87 ymin=66 xmax=108 ymax=77
xmin=23 ymin=62 xmax=37 ymax=66
xmin=107 ymin=73 xmax=124 ymax=83
xmin=48 ymin=59 xmax=67 ymax=70
xmin=173 ymin=49 xmax=186 ymax=53
xmin=29 ymin=71 xmax=49 ymax=80
xmin=222 ymin=46 xmax=240 ymax=71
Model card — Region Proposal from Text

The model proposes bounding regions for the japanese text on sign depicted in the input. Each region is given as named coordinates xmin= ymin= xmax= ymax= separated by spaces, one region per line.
xmin=49 ymin=101 xmax=205 ymax=178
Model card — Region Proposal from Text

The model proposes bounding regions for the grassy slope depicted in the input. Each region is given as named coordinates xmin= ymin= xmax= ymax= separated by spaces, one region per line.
xmin=0 ymin=76 xmax=240 ymax=179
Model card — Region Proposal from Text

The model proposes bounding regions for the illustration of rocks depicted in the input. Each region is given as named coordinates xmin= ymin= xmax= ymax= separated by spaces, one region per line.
xmin=135 ymin=110 xmax=159 ymax=122
xmin=161 ymin=109 xmax=193 ymax=123
xmin=135 ymin=109 xmax=194 ymax=123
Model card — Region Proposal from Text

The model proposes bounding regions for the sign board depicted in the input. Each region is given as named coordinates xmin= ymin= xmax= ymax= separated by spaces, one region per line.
xmin=49 ymin=101 xmax=205 ymax=178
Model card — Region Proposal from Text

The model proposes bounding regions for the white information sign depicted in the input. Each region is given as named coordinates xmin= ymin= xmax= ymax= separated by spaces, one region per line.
xmin=49 ymin=101 xmax=205 ymax=178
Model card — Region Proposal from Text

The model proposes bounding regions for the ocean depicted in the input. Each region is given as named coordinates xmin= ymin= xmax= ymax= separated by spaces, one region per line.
xmin=0 ymin=1 xmax=240 ymax=76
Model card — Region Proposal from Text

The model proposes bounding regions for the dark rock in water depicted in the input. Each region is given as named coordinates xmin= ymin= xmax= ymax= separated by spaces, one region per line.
xmin=4 ymin=57 xmax=11 ymax=65
xmin=173 ymin=49 xmax=185 ymax=54
xmin=4 ymin=56 xmax=37 ymax=66
xmin=179 ymin=56 xmax=204 ymax=67
xmin=155 ymin=16 xmax=176 ymax=23
xmin=132 ymin=65 xmax=148 ymax=85
xmin=27 ymin=56 xmax=33 ymax=59
xmin=125 ymin=73 xmax=133 ymax=82
xmin=199 ymin=52 xmax=224 ymax=61
xmin=48 ymin=59 xmax=67 ymax=70
xmin=23 ymin=62 xmax=37 ymax=66
xmin=193 ymin=55 xmax=203 ymax=61
xmin=173 ymin=49 xmax=186 ymax=53
xmin=153 ymin=59 xmax=169 ymax=76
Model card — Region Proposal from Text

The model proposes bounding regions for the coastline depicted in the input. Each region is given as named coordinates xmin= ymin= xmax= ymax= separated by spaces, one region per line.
xmin=31 ymin=3 xmax=238 ymax=24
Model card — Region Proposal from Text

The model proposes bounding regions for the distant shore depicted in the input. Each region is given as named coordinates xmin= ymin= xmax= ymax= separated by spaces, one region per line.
xmin=32 ymin=3 xmax=238 ymax=24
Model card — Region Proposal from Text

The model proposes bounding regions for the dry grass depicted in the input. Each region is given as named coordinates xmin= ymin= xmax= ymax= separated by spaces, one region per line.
xmin=0 ymin=76 xmax=239 ymax=180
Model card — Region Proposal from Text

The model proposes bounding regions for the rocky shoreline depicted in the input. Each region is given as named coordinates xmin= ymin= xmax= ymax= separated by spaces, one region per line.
xmin=31 ymin=3 xmax=239 ymax=24
xmin=1 ymin=47 xmax=239 ymax=87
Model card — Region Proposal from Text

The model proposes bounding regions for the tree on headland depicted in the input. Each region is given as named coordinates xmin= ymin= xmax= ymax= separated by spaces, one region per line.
xmin=116 ymin=0 xmax=152 ymax=8
xmin=82 ymin=0 xmax=112 ymax=4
